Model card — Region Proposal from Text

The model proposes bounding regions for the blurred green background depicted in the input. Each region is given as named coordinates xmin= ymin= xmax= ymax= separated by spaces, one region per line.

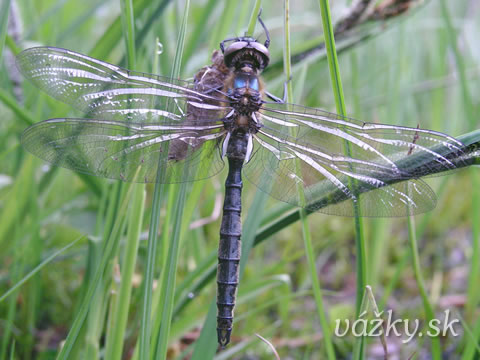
xmin=0 ymin=0 xmax=479 ymax=359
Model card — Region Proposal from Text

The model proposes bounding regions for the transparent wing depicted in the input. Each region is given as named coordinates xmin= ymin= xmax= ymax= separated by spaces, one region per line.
xmin=17 ymin=47 xmax=232 ymax=183
xmin=22 ymin=118 xmax=226 ymax=183
xmin=15 ymin=47 xmax=232 ymax=124
xmin=243 ymin=102 xmax=466 ymax=217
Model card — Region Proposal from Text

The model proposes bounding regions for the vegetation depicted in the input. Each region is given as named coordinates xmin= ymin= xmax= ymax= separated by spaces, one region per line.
xmin=0 ymin=0 xmax=479 ymax=358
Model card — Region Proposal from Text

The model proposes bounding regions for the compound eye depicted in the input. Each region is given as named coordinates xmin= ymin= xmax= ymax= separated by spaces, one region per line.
xmin=249 ymin=77 xmax=259 ymax=91
xmin=233 ymin=76 xmax=247 ymax=89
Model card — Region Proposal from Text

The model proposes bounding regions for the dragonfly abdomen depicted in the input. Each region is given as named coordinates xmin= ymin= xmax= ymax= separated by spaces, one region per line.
xmin=217 ymin=132 xmax=248 ymax=347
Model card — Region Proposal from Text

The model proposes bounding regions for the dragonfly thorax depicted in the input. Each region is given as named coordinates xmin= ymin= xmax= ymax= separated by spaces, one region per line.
xmin=226 ymin=65 xmax=263 ymax=110
xmin=220 ymin=35 xmax=270 ymax=144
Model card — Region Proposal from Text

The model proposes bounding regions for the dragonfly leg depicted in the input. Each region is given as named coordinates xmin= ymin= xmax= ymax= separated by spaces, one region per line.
xmin=220 ymin=37 xmax=243 ymax=53
xmin=257 ymin=8 xmax=270 ymax=48
xmin=203 ymin=84 xmax=225 ymax=96
xmin=265 ymin=76 xmax=292 ymax=103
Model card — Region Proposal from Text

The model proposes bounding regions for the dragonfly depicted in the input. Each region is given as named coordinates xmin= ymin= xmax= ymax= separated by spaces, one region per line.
xmin=17 ymin=19 xmax=466 ymax=347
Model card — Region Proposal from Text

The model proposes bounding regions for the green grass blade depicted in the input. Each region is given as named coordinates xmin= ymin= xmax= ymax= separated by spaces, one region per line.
xmin=153 ymin=185 xmax=188 ymax=359
xmin=439 ymin=2 xmax=480 ymax=358
xmin=439 ymin=1 xmax=474 ymax=126
xmin=316 ymin=0 xmax=366 ymax=314
xmin=318 ymin=1 xmax=366 ymax=357
xmin=83 ymin=3 xmax=139 ymax=357
xmin=140 ymin=3 xmax=190 ymax=359
xmin=0 ymin=156 xmax=34 ymax=247
xmin=284 ymin=1 xmax=335 ymax=359
xmin=56 ymin=183 xmax=136 ymax=359
xmin=5 ymin=34 xmax=19 ymax=55
xmin=407 ymin=215 xmax=441 ymax=359
xmin=0 ymin=241 xmax=20 ymax=360
xmin=207 ymin=1 xmax=237 ymax=54
xmin=0 ymin=89 xmax=35 ymax=126
xmin=155 ymin=11 xmax=191 ymax=358
xmin=8 ymin=342 xmax=14 ymax=360
xmin=316 ymin=0 xmax=346 ymax=113
xmin=246 ymin=0 xmax=261 ymax=37
xmin=0 ymin=0 xmax=11 ymax=60
xmin=120 ymin=0 xmax=136 ymax=69
xmin=462 ymin=316 xmax=480 ymax=359
xmin=0 ymin=235 xmax=85 ymax=303
xmin=89 ymin=0 xmax=148 ymax=59
xmin=182 ymin=0 xmax=217 ymax=66
xmin=138 ymin=184 xmax=164 ymax=360
xmin=191 ymin=301 xmax=218 ymax=360
xmin=169 ymin=1 xmax=189 ymax=80
xmin=104 ymin=185 xmax=145 ymax=360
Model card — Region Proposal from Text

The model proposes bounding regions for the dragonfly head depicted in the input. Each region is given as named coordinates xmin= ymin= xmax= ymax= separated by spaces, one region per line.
xmin=222 ymin=37 xmax=270 ymax=72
